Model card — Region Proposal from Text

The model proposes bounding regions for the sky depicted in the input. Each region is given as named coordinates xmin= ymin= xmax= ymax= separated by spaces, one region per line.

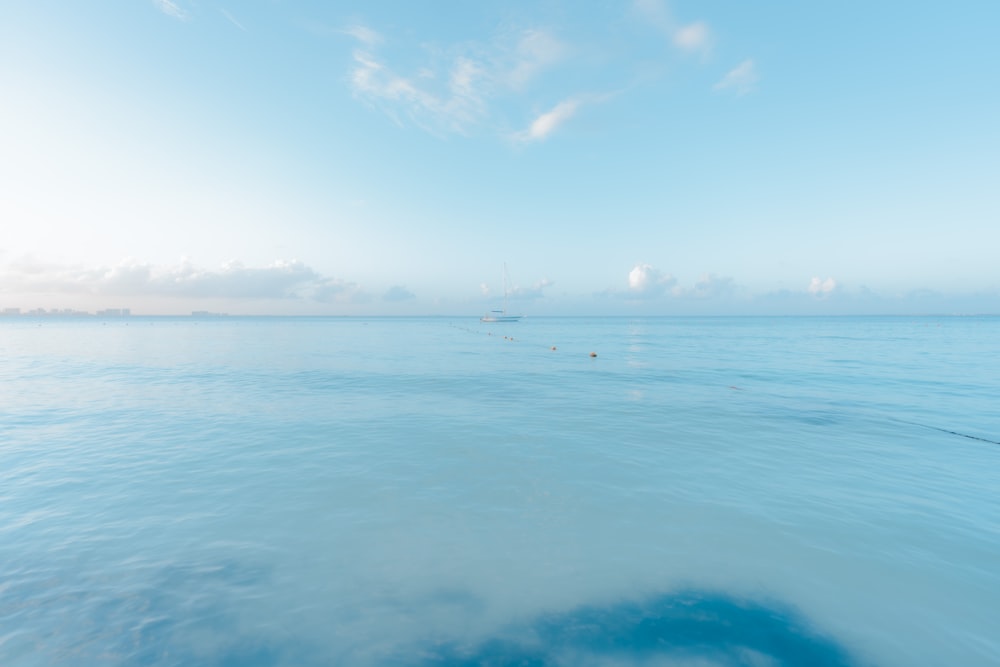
xmin=1 ymin=0 xmax=998 ymax=316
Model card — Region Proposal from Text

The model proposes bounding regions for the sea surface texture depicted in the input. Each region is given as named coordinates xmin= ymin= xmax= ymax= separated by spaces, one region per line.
xmin=1 ymin=316 xmax=998 ymax=666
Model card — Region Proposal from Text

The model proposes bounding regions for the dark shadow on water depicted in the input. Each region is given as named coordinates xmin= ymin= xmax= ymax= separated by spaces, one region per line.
xmin=413 ymin=590 xmax=864 ymax=667
xmin=105 ymin=577 xmax=865 ymax=666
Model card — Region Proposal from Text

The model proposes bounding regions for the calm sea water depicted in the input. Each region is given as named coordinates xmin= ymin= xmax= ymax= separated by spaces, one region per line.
xmin=1 ymin=316 xmax=998 ymax=666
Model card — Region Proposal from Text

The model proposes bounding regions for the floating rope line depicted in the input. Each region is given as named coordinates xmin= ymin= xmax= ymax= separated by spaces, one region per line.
xmin=893 ymin=419 xmax=1000 ymax=446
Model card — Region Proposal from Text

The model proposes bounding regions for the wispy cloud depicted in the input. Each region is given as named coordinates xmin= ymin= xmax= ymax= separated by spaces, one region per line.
xmin=346 ymin=24 xmax=574 ymax=138
xmin=672 ymin=21 xmax=711 ymax=55
xmin=714 ymin=59 xmax=759 ymax=95
xmin=342 ymin=6 xmax=743 ymax=143
xmin=633 ymin=0 xmax=712 ymax=56
xmin=349 ymin=44 xmax=485 ymax=135
xmin=152 ymin=0 xmax=188 ymax=21
xmin=220 ymin=8 xmax=246 ymax=32
xmin=502 ymin=29 xmax=568 ymax=90
xmin=516 ymin=99 xmax=581 ymax=142
xmin=344 ymin=24 xmax=382 ymax=48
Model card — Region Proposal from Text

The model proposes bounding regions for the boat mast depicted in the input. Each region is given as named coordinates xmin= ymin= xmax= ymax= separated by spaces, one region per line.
xmin=502 ymin=263 xmax=508 ymax=315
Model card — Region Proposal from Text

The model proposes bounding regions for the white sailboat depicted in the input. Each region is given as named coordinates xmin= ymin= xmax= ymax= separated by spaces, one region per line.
xmin=481 ymin=263 xmax=522 ymax=322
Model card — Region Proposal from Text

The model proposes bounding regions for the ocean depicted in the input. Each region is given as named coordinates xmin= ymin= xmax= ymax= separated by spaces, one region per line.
xmin=1 ymin=315 xmax=998 ymax=666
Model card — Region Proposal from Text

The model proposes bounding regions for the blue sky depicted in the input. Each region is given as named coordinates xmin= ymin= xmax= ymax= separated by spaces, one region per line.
xmin=2 ymin=1 xmax=998 ymax=315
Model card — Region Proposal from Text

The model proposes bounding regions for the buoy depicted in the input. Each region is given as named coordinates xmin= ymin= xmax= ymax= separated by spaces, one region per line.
xmin=551 ymin=346 xmax=557 ymax=351
xmin=589 ymin=351 xmax=597 ymax=358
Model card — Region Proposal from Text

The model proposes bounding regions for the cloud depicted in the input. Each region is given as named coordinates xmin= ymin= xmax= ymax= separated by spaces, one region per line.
xmin=349 ymin=44 xmax=485 ymax=135
xmin=627 ymin=263 xmax=677 ymax=297
xmin=673 ymin=21 xmax=711 ymax=55
xmin=633 ymin=0 xmax=712 ymax=56
xmin=7 ymin=254 xmax=49 ymax=276
xmin=503 ymin=29 xmax=569 ymax=90
xmin=345 ymin=24 xmax=572 ymax=138
xmin=808 ymin=276 xmax=838 ymax=298
xmin=342 ymin=7 xmax=734 ymax=143
xmin=313 ymin=277 xmax=369 ymax=304
xmin=510 ymin=278 xmax=553 ymax=300
xmin=383 ymin=285 xmax=415 ymax=302
xmin=220 ymin=9 xmax=246 ymax=32
xmin=98 ymin=258 xmax=321 ymax=299
xmin=175 ymin=260 xmax=322 ymax=299
xmin=347 ymin=25 xmax=485 ymax=135
xmin=517 ymin=99 xmax=580 ymax=142
xmin=344 ymin=25 xmax=382 ymax=48
xmin=0 ymin=257 xmax=373 ymax=303
xmin=351 ymin=52 xmax=423 ymax=104
xmin=603 ymin=267 xmax=741 ymax=303
xmin=683 ymin=273 xmax=737 ymax=299
xmin=152 ymin=0 xmax=188 ymax=21
xmin=714 ymin=59 xmax=759 ymax=95
xmin=751 ymin=283 xmax=1000 ymax=315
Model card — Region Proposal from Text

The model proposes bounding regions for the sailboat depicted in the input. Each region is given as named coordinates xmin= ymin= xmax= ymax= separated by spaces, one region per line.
xmin=481 ymin=263 xmax=522 ymax=322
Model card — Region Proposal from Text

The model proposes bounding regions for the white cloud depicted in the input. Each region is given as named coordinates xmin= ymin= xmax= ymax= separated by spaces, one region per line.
xmin=504 ymin=29 xmax=568 ymax=90
xmin=632 ymin=0 xmax=672 ymax=32
xmin=351 ymin=52 xmax=420 ymax=102
xmin=341 ymin=10 xmax=730 ymax=143
xmin=152 ymin=0 xmax=188 ymax=21
xmin=450 ymin=57 xmax=481 ymax=97
xmin=446 ymin=57 xmax=489 ymax=127
xmin=340 ymin=6 xmax=761 ymax=144
xmin=673 ymin=21 xmax=711 ymax=55
xmin=349 ymin=45 xmax=483 ymax=135
xmin=714 ymin=59 xmax=759 ymax=95
xmin=627 ymin=263 xmax=676 ymax=296
xmin=0 ymin=257 xmax=366 ymax=303
xmin=346 ymin=25 xmax=485 ymax=134
xmin=808 ymin=276 xmax=838 ymax=297
xmin=101 ymin=258 xmax=321 ymax=299
xmin=518 ymin=99 xmax=580 ymax=142
xmin=220 ymin=9 xmax=246 ymax=32
xmin=173 ymin=259 xmax=321 ymax=299
xmin=345 ymin=24 xmax=572 ymax=138
xmin=612 ymin=267 xmax=740 ymax=302
xmin=633 ymin=0 xmax=712 ymax=56
xmin=344 ymin=25 xmax=382 ymax=48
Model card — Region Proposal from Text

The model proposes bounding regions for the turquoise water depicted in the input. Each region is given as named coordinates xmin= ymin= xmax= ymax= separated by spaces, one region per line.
xmin=1 ymin=316 xmax=998 ymax=666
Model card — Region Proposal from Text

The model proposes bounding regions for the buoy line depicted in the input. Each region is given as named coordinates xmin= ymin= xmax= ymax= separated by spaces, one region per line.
xmin=450 ymin=321 xmax=598 ymax=358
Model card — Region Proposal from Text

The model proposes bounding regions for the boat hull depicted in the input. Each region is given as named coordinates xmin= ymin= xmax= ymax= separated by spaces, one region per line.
xmin=481 ymin=315 xmax=521 ymax=322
